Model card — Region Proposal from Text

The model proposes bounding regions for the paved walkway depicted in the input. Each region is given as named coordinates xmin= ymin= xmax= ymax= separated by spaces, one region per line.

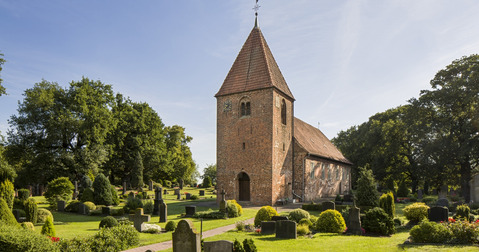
xmin=122 ymin=204 xmax=302 ymax=252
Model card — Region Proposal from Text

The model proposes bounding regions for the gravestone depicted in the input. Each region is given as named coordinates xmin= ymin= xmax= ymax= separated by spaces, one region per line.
xmin=417 ymin=189 xmax=423 ymax=200
xmin=174 ymin=189 xmax=181 ymax=196
xmin=186 ymin=193 xmax=191 ymax=200
xmin=275 ymin=220 xmax=297 ymax=239
xmin=322 ymin=201 xmax=335 ymax=211
xmin=261 ymin=221 xmax=276 ymax=234
xmin=78 ymin=203 xmax=88 ymax=215
xmin=219 ymin=189 xmax=226 ymax=212
xmin=57 ymin=200 xmax=66 ymax=212
xmin=438 ymin=185 xmax=448 ymax=199
xmin=436 ymin=198 xmax=449 ymax=208
xmin=172 ymin=219 xmax=201 ymax=252
xmin=102 ymin=206 xmax=111 ymax=215
xmin=185 ymin=205 xmax=196 ymax=217
xmin=159 ymin=201 xmax=167 ymax=223
xmin=73 ymin=181 xmax=79 ymax=200
xmin=271 ymin=216 xmax=288 ymax=221
xmin=129 ymin=208 xmax=151 ymax=232
xmin=470 ymin=174 xmax=479 ymax=203
xmin=149 ymin=180 xmax=154 ymax=191
xmin=429 ymin=206 xmax=448 ymax=222
xmin=153 ymin=187 xmax=163 ymax=215
xmin=123 ymin=181 xmax=127 ymax=195
xmin=199 ymin=190 xmax=205 ymax=196
xmin=164 ymin=189 xmax=168 ymax=195
xmin=179 ymin=179 xmax=184 ymax=190
xmin=204 ymin=240 xmax=233 ymax=252
xmin=38 ymin=184 xmax=44 ymax=196
xmin=346 ymin=206 xmax=362 ymax=235
xmin=177 ymin=193 xmax=181 ymax=200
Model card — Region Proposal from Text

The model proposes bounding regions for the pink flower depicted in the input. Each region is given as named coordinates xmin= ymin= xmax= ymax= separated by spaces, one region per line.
xmin=49 ymin=237 xmax=60 ymax=242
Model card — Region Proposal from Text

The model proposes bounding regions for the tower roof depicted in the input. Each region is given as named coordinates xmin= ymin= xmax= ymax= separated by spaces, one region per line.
xmin=215 ymin=26 xmax=295 ymax=100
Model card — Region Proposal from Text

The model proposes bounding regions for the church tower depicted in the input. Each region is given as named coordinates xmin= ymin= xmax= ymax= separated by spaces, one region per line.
xmin=215 ymin=21 xmax=295 ymax=206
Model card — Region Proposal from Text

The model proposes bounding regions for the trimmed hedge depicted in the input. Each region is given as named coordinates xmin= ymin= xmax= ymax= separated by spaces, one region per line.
xmin=379 ymin=192 xmax=395 ymax=218
xmin=99 ymin=216 xmax=118 ymax=229
xmin=288 ymin=209 xmax=310 ymax=223
xmin=316 ymin=209 xmax=346 ymax=233
xmin=0 ymin=198 xmax=17 ymax=226
xmin=37 ymin=208 xmax=53 ymax=223
xmin=81 ymin=188 xmax=94 ymax=202
xmin=17 ymin=189 xmax=30 ymax=201
xmin=410 ymin=220 xmax=452 ymax=243
xmin=41 ymin=216 xmax=56 ymax=237
xmin=93 ymin=173 xmax=113 ymax=206
xmin=362 ymin=207 xmax=395 ymax=235
xmin=165 ymin=220 xmax=177 ymax=232
xmin=254 ymin=206 xmax=278 ymax=226
xmin=24 ymin=197 xmax=38 ymax=224
xmin=193 ymin=209 xmax=227 ymax=219
xmin=226 ymin=200 xmax=243 ymax=218
xmin=0 ymin=221 xmax=59 ymax=252
xmin=404 ymin=202 xmax=429 ymax=223
xmin=0 ymin=179 xmax=14 ymax=210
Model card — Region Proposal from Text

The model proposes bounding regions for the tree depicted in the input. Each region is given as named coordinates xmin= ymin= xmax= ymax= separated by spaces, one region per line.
xmin=130 ymin=151 xmax=144 ymax=189
xmin=164 ymin=125 xmax=196 ymax=184
xmin=92 ymin=173 xmax=113 ymax=206
xmin=0 ymin=52 xmax=6 ymax=96
xmin=201 ymin=164 xmax=217 ymax=184
xmin=44 ymin=177 xmax=74 ymax=208
xmin=355 ymin=165 xmax=379 ymax=207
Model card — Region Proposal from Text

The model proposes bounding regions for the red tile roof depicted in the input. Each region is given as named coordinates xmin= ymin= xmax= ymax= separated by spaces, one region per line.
xmin=215 ymin=27 xmax=294 ymax=100
xmin=294 ymin=117 xmax=352 ymax=165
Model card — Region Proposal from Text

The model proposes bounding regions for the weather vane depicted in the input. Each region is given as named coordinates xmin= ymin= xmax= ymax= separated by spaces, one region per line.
xmin=253 ymin=0 xmax=260 ymax=17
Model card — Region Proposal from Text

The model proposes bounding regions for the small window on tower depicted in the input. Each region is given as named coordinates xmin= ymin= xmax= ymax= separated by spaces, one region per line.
xmin=242 ymin=142 xmax=245 ymax=150
xmin=240 ymin=101 xmax=251 ymax=117
xmin=281 ymin=99 xmax=286 ymax=125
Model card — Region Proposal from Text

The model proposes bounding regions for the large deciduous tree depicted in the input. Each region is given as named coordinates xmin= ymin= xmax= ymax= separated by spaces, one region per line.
xmin=0 ymin=52 xmax=5 ymax=96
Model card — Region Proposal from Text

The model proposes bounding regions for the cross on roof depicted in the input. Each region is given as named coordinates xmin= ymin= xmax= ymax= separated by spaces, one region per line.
xmin=129 ymin=208 xmax=151 ymax=232
xmin=253 ymin=0 xmax=261 ymax=16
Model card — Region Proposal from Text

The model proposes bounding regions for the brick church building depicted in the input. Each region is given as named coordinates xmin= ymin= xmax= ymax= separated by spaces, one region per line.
xmin=215 ymin=20 xmax=352 ymax=206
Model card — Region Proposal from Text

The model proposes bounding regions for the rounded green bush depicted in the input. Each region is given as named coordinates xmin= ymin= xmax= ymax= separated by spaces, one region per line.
xmin=99 ymin=216 xmax=119 ymax=229
xmin=143 ymin=200 xmax=154 ymax=214
xmin=123 ymin=197 xmax=143 ymax=213
xmin=397 ymin=181 xmax=409 ymax=197
xmin=227 ymin=200 xmax=243 ymax=218
xmin=297 ymin=224 xmax=310 ymax=236
xmin=404 ymin=202 xmax=429 ymax=223
xmin=165 ymin=220 xmax=177 ymax=232
xmin=37 ymin=208 xmax=53 ymax=223
xmin=288 ymin=209 xmax=310 ymax=223
xmin=93 ymin=173 xmax=113 ymax=206
xmin=0 ymin=198 xmax=17 ymax=226
xmin=65 ymin=200 xmax=81 ymax=213
xmin=110 ymin=185 xmax=120 ymax=206
xmin=44 ymin=177 xmax=74 ymax=208
xmin=379 ymin=191 xmax=395 ymax=218
xmin=0 ymin=179 xmax=15 ymax=210
xmin=20 ymin=221 xmax=35 ymax=230
xmin=449 ymin=220 xmax=479 ymax=244
xmin=17 ymin=189 xmax=30 ymax=201
xmin=83 ymin=201 xmax=96 ymax=211
xmin=316 ymin=209 xmax=346 ymax=233
xmin=41 ymin=216 xmax=56 ymax=237
xmin=254 ymin=206 xmax=279 ymax=226
xmin=24 ymin=197 xmax=38 ymax=224
xmin=362 ymin=207 xmax=395 ymax=235
xmin=0 ymin=221 xmax=59 ymax=252
xmin=455 ymin=204 xmax=470 ymax=220
xmin=81 ymin=187 xmax=94 ymax=202
xmin=299 ymin=218 xmax=313 ymax=229
xmin=410 ymin=220 xmax=451 ymax=243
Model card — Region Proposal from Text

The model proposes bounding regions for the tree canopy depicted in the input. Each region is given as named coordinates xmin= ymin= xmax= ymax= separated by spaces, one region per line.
xmin=0 ymin=52 xmax=6 ymax=96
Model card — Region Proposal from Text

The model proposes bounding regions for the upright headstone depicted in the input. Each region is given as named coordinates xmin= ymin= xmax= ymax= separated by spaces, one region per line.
xmin=439 ymin=185 xmax=448 ymax=199
xmin=199 ymin=190 xmax=205 ymax=196
xmin=102 ymin=206 xmax=111 ymax=216
xmin=436 ymin=198 xmax=449 ymax=208
xmin=164 ymin=189 xmax=168 ymax=195
xmin=418 ymin=189 xmax=423 ymax=200
xmin=179 ymin=179 xmax=184 ymax=190
xmin=159 ymin=201 xmax=167 ymax=223
xmin=177 ymin=193 xmax=181 ymax=200
xmin=428 ymin=206 xmax=448 ymax=222
xmin=57 ymin=200 xmax=66 ymax=212
xmin=219 ymin=189 xmax=226 ymax=212
xmin=204 ymin=240 xmax=234 ymax=252
xmin=78 ymin=203 xmax=88 ymax=215
xmin=470 ymin=174 xmax=479 ymax=203
xmin=149 ymin=180 xmax=154 ymax=191
xmin=174 ymin=189 xmax=181 ymax=196
xmin=185 ymin=193 xmax=191 ymax=200
xmin=153 ymin=187 xmax=163 ymax=215
xmin=346 ymin=206 xmax=362 ymax=235
xmin=322 ymin=201 xmax=336 ymax=211
xmin=275 ymin=220 xmax=297 ymax=239
xmin=261 ymin=221 xmax=276 ymax=234
xmin=172 ymin=219 xmax=201 ymax=252
xmin=122 ymin=181 xmax=127 ymax=195
xmin=129 ymin=208 xmax=151 ymax=232
xmin=185 ymin=205 xmax=196 ymax=217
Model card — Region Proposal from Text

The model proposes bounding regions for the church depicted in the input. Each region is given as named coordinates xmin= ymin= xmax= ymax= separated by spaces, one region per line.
xmin=215 ymin=18 xmax=352 ymax=206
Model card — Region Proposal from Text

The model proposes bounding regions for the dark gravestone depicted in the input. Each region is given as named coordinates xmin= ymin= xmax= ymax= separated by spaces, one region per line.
xmin=186 ymin=193 xmax=191 ymax=200
xmin=436 ymin=198 xmax=449 ymax=208
xmin=174 ymin=189 xmax=181 ymax=196
xmin=322 ymin=201 xmax=335 ymax=211
xmin=418 ymin=189 xmax=423 ymax=200
xmin=275 ymin=220 xmax=297 ymax=239
xmin=153 ymin=187 xmax=163 ymax=215
xmin=129 ymin=208 xmax=151 ymax=232
xmin=271 ymin=216 xmax=289 ymax=221
xmin=172 ymin=219 xmax=201 ymax=252
xmin=261 ymin=221 xmax=276 ymax=234
xmin=78 ymin=203 xmax=88 ymax=215
xmin=57 ymin=200 xmax=66 ymax=212
xmin=102 ymin=206 xmax=111 ymax=216
xmin=185 ymin=205 xmax=196 ymax=217
xmin=346 ymin=206 xmax=362 ymax=235
xmin=199 ymin=190 xmax=205 ymax=196
xmin=149 ymin=180 xmax=154 ymax=191
xmin=429 ymin=206 xmax=449 ymax=222
xmin=204 ymin=240 xmax=233 ymax=252
xmin=164 ymin=189 xmax=168 ymax=195
xmin=179 ymin=179 xmax=184 ymax=190
xmin=159 ymin=201 xmax=167 ymax=223
xmin=123 ymin=181 xmax=127 ymax=195
xmin=219 ymin=189 xmax=226 ymax=212
xmin=177 ymin=193 xmax=181 ymax=200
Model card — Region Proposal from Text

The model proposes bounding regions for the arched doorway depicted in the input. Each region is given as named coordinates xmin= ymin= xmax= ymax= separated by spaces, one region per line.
xmin=238 ymin=172 xmax=250 ymax=201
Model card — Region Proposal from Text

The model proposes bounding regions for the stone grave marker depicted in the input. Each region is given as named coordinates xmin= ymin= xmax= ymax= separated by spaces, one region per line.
xmin=153 ymin=187 xmax=163 ymax=215
xmin=78 ymin=203 xmax=88 ymax=215
xmin=271 ymin=216 xmax=288 ymax=221
xmin=346 ymin=206 xmax=362 ymax=235
xmin=185 ymin=205 xmax=196 ymax=217
xmin=436 ymin=198 xmax=449 ymax=207
xmin=149 ymin=180 xmax=154 ymax=191
xmin=102 ymin=206 xmax=111 ymax=216
xmin=177 ymin=193 xmax=181 ymax=200
xmin=73 ymin=181 xmax=79 ymax=200
xmin=129 ymin=208 xmax=151 ymax=232
xmin=164 ymin=189 xmax=168 ymax=195
xmin=322 ymin=201 xmax=335 ymax=211
xmin=57 ymin=200 xmax=66 ymax=212
xmin=122 ymin=181 xmax=127 ymax=195
xmin=470 ymin=174 xmax=479 ymax=203
xmin=174 ymin=189 xmax=181 ymax=196
xmin=159 ymin=201 xmax=167 ymax=223
xmin=429 ymin=206 xmax=448 ymax=222
xmin=204 ymin=240 xmax=233 ymax=252
xmin=185 ymin=193 xmax=191 ymax=200
xmin=179 ymin=179 xmax=184 ymax=190
xmin=172 ymin=219 xmax=201 ymax=252
xmin=261 ymin=221 xmax=276 ymax=234
xmin=418 ymin=189 xmax=423 ymax=200
xmin=219 ymin=189 xmax=226 ymax=212
xmin=275 ymin=220 xmax=297 ymax=239
xmin=199 ymin=190 xmax=205 ymax=196
xmin=39 ymin=184 xmax=44 ymax=196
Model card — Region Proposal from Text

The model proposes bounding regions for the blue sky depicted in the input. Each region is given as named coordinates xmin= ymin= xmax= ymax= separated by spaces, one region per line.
xmin=1 ymin=1 xmax=479 ymax=174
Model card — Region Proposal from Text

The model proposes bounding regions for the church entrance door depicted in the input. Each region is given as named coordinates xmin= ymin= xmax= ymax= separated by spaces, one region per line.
xmin=238 ymin=172 xmax=250 ymax=201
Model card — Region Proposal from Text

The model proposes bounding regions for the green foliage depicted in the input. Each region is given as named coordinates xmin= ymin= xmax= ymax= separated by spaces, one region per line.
xmin=299 ymin=218 xmax=314 ymax=229
xmin=0 ymin=179 xmax=14 ymax=210
xmin=92 ymin=173 xmax=113 ymax=206
xmin=297 ymin=224 xmax=310 ymax=236
xmin=403 ymin=202 xmax=429 ymax=223
xmin=362 ymin=207 xmax=395 ymax=235
xmin=165 ymin=220 xmax=177 ymax=232
xmin=302 ymin=203 xmax=322 ymax=211
xmin=131 ymin=151 xmax=144 ymax=189
xmin=226 ymin=200 xmax=243 ymax=218
xmin=37 ymin=208 xmax=53 ymax=223
xmin=83 ymin=201 xmax=96 ymax=211
xmin=202 ymin=176 xmax=212 ymax=188
xmin=449 ymin=220 xmax=479 ymax=244
xmin=236 ymin=221 xmax=246 ymax=231
xmin=316 ymin=209 xmax=346 ymax=233
xmin=0 ymin=52 xmax=4 ymax=95
xmin=0 ymin=144 xmax=16 ymax=183
xmin=379 ymin=191 xmax=395 ymax=218
xmin=23 ymin=197 xmax=38 ymax=224
xmin=288 ymin=208 xmax=310 ymax=223
xmin=193 ymin=209 xmax=227 ymax=219
xmin=110 ymin=185 xmax=120 ymax=206
xmin=20 ymin=222 xmax=35 ymax=231
xmin=254 ymin=206 xmax=279 ymax=226
xmin=0 ymin=221 xmax=59 ymax=252
xmin=355 ymin=166 xmax=378 ymax=207
xmin=233 ymin=239 xmax=245 ymax=252
xmin=123 ymin=196 xmax=143 ymax=213
xmin=65 ymin=200 xmax=81 ymax=212
xmin=17 ymin=189 xmax=30 ymax=201
xmin=202 ymin=164 xmax=217 ymax=184
xmin=410 ymin=220 xmax=452 ymax=243
xmin=81 ymin=187 xmax=94 ymax=202
xmin=41 ymin=216 xmax=55 ymax=237
xmin=190 ymin=194 xmax=198 ymax=200
xmin=99 ymin=216 xmax=119 ymax=229
xmin=0 ymin=198 xmax=17 ymax=226
xmin=421 ymin=196 xmax=436 ymax=205
xmin=243 ymin=238 xmax=257 ymax=252
xmin=455 ymin=204 xmax=471 ymax=220
xmin=397 ymin=181 xmax=409 ymax=197
xmin=143 ymin=200 xmax=154 ymax=214
xmin=44 ymin=177 xmax=74 ymax=208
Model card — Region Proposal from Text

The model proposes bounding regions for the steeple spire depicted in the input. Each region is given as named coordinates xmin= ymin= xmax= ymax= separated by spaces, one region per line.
xmin=253 ymin=0 xmax=260 ymax=28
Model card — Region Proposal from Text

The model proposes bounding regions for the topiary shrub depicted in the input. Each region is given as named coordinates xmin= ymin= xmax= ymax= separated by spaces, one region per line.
xmin=0 ymin=179 xmax=14 ymax=210
xmin=0 ymin=198 xmax=17 ymax=226
xmin=17 ymin=189 xmax=30 ymax=201
xmin=23 ymin=197 xmax=38 ymax=224
xmin=44 ymin=177 xmax=74 ymax=209
xmin=397 ymin=181 xmax=410 ymax=197
xmin=37 ymin=208 xmax=53 ymax=223
xmin=449 ymin=220 xmax=479 ymax=244
xmin=254 ymin=206 xmax=279 ymax=226
xmin=99 ymin=216 xmax=119 ymax=229
xmin=143 ymin=200 xmax=154 ymax=214
xmin=226 ymin=200 xmax=243 ymax=218
xmin=379 ymin=191 xmax=395 ymax=218
xmin=455 ymin=204 xmax=470 ymax=221
xmin=83 ymin=201 xmax=96 ymax=212
xmin=202 ymin=176 xmax=212 ymax=188
xmin=288 ymin=209 xmax=310 ymax=223
xmin=0 ymin=221 xmax=59 ymax=252
xmin=362 ymin=207 xmax=395 ymax=235
xmin=110 ymin=185 xmax=120 ymax=206
xmin=297 ymin=224 xmax=310 ymax=236
xmin=65 ymin=200 xmax=81 ymax=213
xmin=299 ymin=218 xmax=313 ymax=229
xmin=410 ymin=220 xmax=452 ymax=243
xmin=165 ymin=220 xmax=177 ymax=232
xmin=316 ymin=209 xmax=346 ymax=233
xmin=93 ymin=173 xmax=113 ymax=206
xmin=190 ymin=195 xmax=198 ymax=200
xmin=20 ymin=221 xmax=35 ymax=231
xmin=81 ymin=187 xmax=94 ymax=202
xmin=41 ymin=216 xmax=56 ymax=237
xmin=355 ymin=166 xmax=379 ymax=207
xmin=233 ymin=239 xmax=244 ymax=252
xmin=404 ymin=202 xmax=429 ymax=223
xmin=123 ymin=196 xmax=143 ymax=214
xmin=243 ymin=238 xmax=257 ymax=252
xmin=422 ymin=196 xmax=437 ymax=206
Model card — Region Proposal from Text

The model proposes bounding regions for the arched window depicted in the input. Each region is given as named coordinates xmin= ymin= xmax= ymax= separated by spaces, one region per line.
xmin=281 ymin=99 xmax=286 ymax=125
xmin=240 ymin=100 xmax=251 ymax=117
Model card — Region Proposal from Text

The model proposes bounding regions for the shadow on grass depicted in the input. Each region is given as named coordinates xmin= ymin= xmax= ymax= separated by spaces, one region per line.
xmin=397 ymin=242 xmax=479 ymax=250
